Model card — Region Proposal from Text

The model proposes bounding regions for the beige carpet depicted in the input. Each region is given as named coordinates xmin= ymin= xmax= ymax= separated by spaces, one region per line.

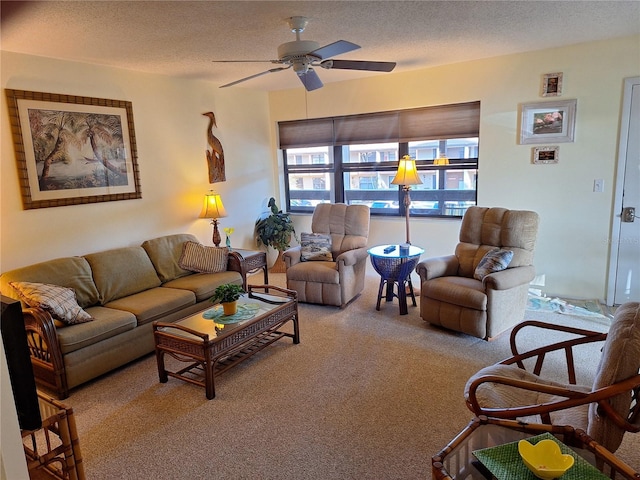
xmin=61 ymin=272 xmax=639 ymax=479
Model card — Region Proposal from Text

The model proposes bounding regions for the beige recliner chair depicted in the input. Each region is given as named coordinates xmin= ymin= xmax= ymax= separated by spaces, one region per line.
xmin=283 ymin=203 xmax=370 ymax=308
xmin=416 ymin=206 xmax=539 ymax=340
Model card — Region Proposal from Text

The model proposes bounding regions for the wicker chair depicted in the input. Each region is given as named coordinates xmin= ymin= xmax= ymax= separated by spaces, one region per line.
xmin=283 ymin=203 xmax=370 ymax=308
xmin=416 ymin=206 xmax=539 ymax=340
xmin=464 ymin=301 xmax=640 ymax=454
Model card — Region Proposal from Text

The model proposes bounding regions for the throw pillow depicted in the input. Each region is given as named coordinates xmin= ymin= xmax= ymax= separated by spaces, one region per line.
xmin=178 ymin=241 xmax=229 ymax=273
xmin=473 ymin=248 xmax=514 ymax=280
xmin=300 ymin=233 xmax=333 ymax=262
xmin=10 ymin=281 xmax=94 ymax=325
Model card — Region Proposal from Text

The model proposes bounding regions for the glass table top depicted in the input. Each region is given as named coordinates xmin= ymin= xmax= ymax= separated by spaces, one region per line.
xmin=368 ymin=244 xmax=424 ymax=258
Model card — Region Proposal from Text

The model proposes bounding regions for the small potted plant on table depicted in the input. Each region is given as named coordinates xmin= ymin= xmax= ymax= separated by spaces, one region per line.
xmin=210 ymin=283 xmax=245 ymax=315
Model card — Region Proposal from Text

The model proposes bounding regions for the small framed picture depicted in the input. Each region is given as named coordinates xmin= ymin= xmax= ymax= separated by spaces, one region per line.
xmin=532 ymin=146 xmax=559 ymax=164
xmin=520 ymin=99 xmax=576 ymax=144
xmin=541 ymin=72 xmax=563 ymax=97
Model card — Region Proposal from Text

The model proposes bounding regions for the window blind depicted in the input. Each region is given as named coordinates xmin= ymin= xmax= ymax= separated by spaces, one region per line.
xmin=278 ymin=101 xmax=480 ymax=149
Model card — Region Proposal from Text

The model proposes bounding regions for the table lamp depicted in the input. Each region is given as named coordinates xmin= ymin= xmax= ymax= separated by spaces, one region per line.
xmin=391 ymin=155 xmax=422 ymax=244
xmin=199 ymin=192 xmax=227 ymax=247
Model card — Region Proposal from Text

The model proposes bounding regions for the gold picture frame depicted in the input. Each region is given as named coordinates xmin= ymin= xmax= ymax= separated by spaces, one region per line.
xmin=5 ymin=89 xmax=141 ymax=209
xmin=532 ymin=146 xmax=559 ymax=164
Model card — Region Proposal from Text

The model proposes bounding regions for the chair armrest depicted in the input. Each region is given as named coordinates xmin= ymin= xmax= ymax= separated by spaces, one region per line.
xmin=283 ymin=246 xmax=302 ymax=267
xmin=504 ymin=320 xmax=606 ymax=384
xmin=465 ymin=373 xmax=593 ymax=420
xmin=466 ymin=372 xmax=640 ymax=431
xmin=482 ymin=265 xmax=536 ymax=290
xmin=336 ymin=247 xmax=369 ymax=267
xmin=415 ymin=255 xmax=458 ymax=281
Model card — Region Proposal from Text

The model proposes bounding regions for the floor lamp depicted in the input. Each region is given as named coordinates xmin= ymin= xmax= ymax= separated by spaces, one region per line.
xmin=391 ymin=155 xmax=422 ymax=244
xmin=199 ymin=192 xmax=227 ymax=247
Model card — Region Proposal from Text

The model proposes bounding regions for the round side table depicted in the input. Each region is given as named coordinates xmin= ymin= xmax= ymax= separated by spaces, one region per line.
xmin=367 ymin=244 xmax=424 ymax=315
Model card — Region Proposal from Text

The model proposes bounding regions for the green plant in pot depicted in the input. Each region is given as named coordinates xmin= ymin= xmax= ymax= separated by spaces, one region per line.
xmin=210 ymin=283 xmax=245 ymax=315
xmin=255 ymin=197 xmax=298 ymax=270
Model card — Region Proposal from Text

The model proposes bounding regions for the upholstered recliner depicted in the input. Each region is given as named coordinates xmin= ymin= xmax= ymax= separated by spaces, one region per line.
xmin=416 ymin=206 xmax=539 ymax=340
xmin=283 ymin=203 xmax=370 ymax=308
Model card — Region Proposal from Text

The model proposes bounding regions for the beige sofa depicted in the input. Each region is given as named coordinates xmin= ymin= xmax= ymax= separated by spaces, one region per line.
xmin=0 ymin=233 xmax=243 ymax=398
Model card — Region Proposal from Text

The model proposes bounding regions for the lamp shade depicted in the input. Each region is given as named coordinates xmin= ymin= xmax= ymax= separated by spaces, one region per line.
xmin=434 ymin=153 xmax=450 ymax=165
xmin=391 ymin=155 xmax=422 ymax=186
xmin=199 ymin=192 xmax=227 ymax=219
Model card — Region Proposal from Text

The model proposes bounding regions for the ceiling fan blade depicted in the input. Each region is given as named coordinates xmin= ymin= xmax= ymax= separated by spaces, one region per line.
xmin=219 ymin=66 xmax=290 ymax=88
xmin=308 ymin=40 xmax=360 ymax=60
xmin=298 ymin=68 xmax=323 ymax=91
xmin=212 ymin=60 xmax=281 ymax=64
xmin=321 ymin=59 xmax=396 ymax=72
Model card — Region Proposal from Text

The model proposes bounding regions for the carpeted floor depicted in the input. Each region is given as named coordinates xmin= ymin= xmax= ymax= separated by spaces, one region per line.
xmin=59 ymin=272 xmax=639 ymax=479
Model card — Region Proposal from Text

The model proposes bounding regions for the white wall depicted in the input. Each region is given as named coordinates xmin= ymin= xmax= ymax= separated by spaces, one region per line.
xmin=1 ymin=51 xmax=275 ymax=272
xmin=269 ymin=35 xmax=640 ymax=300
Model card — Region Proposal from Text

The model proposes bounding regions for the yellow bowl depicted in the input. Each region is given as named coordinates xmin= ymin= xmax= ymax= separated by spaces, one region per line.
xmin=518 ymin=439 xmax=575 ymax=479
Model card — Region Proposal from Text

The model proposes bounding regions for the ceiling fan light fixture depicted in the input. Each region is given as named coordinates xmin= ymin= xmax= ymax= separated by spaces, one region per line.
xmin=293 ymin=59 xmax=310 ymax=75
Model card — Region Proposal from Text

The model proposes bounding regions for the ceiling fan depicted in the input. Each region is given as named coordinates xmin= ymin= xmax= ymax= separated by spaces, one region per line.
xmin=215 ymin=16 xmax=396 ymax=91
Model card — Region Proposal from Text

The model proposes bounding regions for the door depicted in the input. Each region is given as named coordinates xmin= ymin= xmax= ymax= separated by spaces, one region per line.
xmin=607 ymin=77 xmax=640 ymax=305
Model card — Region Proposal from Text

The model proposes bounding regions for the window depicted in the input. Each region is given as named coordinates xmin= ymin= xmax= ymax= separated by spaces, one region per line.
xmin=280 ymin=102 xmax=480 ymax=217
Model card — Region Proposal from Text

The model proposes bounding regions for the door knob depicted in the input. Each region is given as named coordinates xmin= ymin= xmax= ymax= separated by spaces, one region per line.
xmin=622 ymin=206 xmax=636 ymax=222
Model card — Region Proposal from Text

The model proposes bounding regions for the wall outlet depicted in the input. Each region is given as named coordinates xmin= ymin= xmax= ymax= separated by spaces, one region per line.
xmin=593 ymin=179 xmax=604 ymax=193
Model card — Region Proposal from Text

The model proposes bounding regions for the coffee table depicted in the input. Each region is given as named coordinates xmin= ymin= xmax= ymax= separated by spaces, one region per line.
xmin=153 ymin=285 xmax=299 ymax=399
xmin=432 ymin=416 xmax=639 ymax=479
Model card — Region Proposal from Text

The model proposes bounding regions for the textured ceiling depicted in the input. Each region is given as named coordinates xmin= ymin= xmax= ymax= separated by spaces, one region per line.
xmin=2 ymin=1 xmax=639 ymax=91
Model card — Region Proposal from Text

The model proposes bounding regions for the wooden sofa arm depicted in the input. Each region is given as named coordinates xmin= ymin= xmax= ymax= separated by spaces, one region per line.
xmin=22 ymin=307 xmax=68 ymax=399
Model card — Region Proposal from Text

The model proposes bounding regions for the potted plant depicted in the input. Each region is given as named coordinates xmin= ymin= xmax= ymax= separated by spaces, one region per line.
xmin=255 ymin=197 xmax=298 ymax=271
xmin=210 ymin=283 xmax=245 ymax=315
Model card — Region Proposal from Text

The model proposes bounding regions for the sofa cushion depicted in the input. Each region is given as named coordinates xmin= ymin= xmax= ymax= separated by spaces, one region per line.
xmin=141 ymin=233 xmax=199 ymax=283
xmin=0 ymin=257 xmax=100 ymax=308
xmin=84 ymin=246 xmax=161 ymax=304
xmin=179 ymin=242 xmax=229 ymax=273
xmin=104 ymin=287 xmax=195 ymax=326
xmin=57 ymin=306 xmax=137 ymax=355
xmin=10 ymin=281 xmax=94 ymax=325
xmin=474 ymin=248 xmax=513 ymax=280
xmin=300 ymin=233 xmax=333 ymax=262
xmin=162 ymin=270 xmax=243 ymax=302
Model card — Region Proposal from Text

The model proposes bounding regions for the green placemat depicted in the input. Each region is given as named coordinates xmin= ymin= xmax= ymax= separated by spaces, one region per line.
xmin=202 ymin=303 xmax=260 ymax=324
xmin=473 ymin=432 xmax=609 ymax=480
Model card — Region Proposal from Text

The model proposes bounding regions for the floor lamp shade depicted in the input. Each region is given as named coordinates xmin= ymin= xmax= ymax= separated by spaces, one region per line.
xmin=199 ymin=192 xmax=227 ymax=246
xmin=391 ymin=155 xmax=422 ymax=187
xmin=391 ymin=155 xmax=422 ymax=244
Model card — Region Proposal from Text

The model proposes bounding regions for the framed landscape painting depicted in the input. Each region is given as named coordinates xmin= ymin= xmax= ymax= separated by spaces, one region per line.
xmin=5 ymin=89 xmax=141 ymax=209
xmin=519 ymin=99 xmax=576 ymax=145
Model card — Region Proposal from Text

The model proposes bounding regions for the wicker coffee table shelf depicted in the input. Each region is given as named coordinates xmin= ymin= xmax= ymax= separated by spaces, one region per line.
xmin=153 ymin=285 xmax=299 ymax=399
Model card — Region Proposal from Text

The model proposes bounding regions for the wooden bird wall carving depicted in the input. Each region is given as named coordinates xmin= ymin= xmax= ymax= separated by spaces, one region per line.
xmin=203 ymin=112 xmax=225 ymax=183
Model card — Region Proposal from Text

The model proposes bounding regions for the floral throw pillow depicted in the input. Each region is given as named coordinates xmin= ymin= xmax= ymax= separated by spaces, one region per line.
xmin=178 ymin=241 xmax=229 ymax=273
xmin=473 ymin=248 xmax=514 ymax=280
xmin=10 ymin=281 xmax=94 ymax=325
xmin=300 ymin=233 xmax=333 ymax=262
